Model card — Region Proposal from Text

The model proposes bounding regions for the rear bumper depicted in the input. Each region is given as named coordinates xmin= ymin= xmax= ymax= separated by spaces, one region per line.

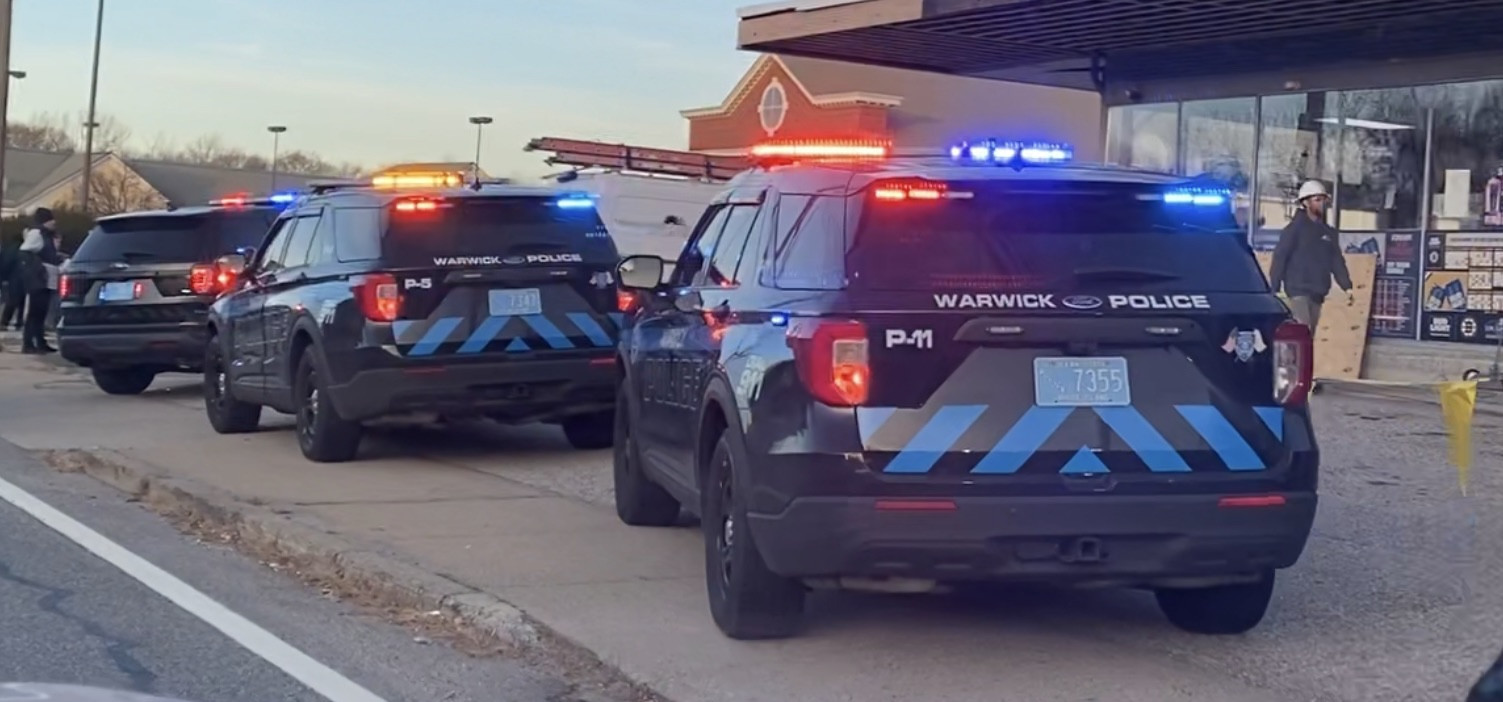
xmin=746 ymin=492 xmax=1317 ymax=584
xmin=57 ymin=324 xmax=207 ymax=371
xmin=325 ymin=356 xmax=619 ymax=422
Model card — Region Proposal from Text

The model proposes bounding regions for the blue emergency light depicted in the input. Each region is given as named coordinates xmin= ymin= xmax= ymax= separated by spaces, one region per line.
xmin=1162 ymin=187 xmax=1229 ymax=206
xmin=555 ymin=193 xmax=596 ymax=209
xmin=269 ymin=192 xmax=298 ymax=204
xmin=949 ymin=139 xmax=1074 ymax=165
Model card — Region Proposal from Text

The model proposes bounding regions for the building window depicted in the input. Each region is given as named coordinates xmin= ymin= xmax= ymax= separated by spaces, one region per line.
xmin=1332 ymin=88 xmax=1425 ymax=231
xmin=1255 ymin=93 xmax=1341 ymax=245
xmin=1180 ymin=98 xmax=1256 ymax=228
xmin=1106 ymin=103 xmax=1177 ymax=172
xmin=759 ymin=80 xmax=787 ymax=135
xmin=1421 ymin=79 xmax=1503 ymax=231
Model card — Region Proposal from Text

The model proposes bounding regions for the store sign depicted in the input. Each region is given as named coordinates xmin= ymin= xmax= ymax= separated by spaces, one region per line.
xmin=1419 ymin=231 xmax=1503 ymax=345
xmin=1346 ymin=232 xmax=1422 ymax=339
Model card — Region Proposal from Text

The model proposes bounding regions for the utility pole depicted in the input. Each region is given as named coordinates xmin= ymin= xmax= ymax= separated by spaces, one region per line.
xmin=0 ymin=0 xmax=14 ymax=209
xmin=79 ymin=0 xmax=104 ymax=213
xmin=267 ymin=125 xmax=286 ymax=191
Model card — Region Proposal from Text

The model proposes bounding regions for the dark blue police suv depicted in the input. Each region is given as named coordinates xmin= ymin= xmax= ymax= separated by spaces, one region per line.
xmin=610 ymin=138 xmax=1319 ymax=640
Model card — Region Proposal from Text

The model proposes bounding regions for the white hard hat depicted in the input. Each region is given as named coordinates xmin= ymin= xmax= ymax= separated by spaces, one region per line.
xmin=1297 ymin=180 xmax=1328 ymax=201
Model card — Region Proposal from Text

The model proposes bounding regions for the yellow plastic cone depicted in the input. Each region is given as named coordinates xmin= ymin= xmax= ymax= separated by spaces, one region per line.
xmin=1438 ymin=380 xmax=1478 ymax=495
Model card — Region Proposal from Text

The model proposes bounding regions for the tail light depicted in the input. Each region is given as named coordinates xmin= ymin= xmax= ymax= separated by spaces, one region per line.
xmin=1273 ymin=321 xmax=1313 ymax=406
xmin=59 ymin=275 xmax=72 ymax=299
xmin=353 ymin=273 xmax=401 ymax=322
xmin=189 ymin=263 xmax=238 ymax=296
xmin=393 ymin=196 xmax=444 ymax=213
xmin=872 ymin=179 xmax=949 ymax=202
xmin=616 ymin=290 xmax=641 ymax=314
xmin=787 ymin=319 xmax=869 ymax=406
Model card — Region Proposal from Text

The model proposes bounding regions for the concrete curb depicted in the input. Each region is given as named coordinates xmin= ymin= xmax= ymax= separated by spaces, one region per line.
xmin=1321 ymin=379 xmax=1503 ymax=418
xmin=39 ymin=447 xmax=543 ymax=646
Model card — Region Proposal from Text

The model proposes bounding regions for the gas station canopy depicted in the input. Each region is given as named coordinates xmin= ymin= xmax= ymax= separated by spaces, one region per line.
xmin=738 ymin=0 xmax=1503 ymax=93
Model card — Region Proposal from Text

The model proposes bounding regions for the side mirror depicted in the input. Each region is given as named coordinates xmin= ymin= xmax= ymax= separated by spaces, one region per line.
xmin=216 ymin=254 xmax=248 ymax=276
xmin=617 ymin=255 xmax=665 ymax=291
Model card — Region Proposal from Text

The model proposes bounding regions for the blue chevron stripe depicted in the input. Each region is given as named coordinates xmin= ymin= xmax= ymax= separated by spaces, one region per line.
xmin=1254 ymin=406 xmax=1284 ymax=441
xmin=506 ymin=337 xmax=530 ymax=352
xmin=524 ymin=314 xmax=574 ymax=349
xmin=567 ymin=312 xmax=614 ymax=347
xmin=1093 ymin=407 xmax=1191 ymax=472
xmin=392 ymin=320 xmax=419 ymax=344
xmin=1060 ymin=446 xmax=1109 ymax=474
xmin=409 ymin=317 xmax=462 ymax=357
xmin=884 ymin=405 xmax=987 ymax=474
xmin=856 ymin=407 xmax=897 ymax=445
xmin=971 ymin=406 xmax=1072 ymax=474
xmin=458 ymin=315 xmax=511 ymax=354
xmin=1176 ymin=405 xmax=1266 ymax=471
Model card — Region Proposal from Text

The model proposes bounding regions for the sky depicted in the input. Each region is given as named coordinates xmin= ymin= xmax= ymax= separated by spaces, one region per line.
xmin=6 ymin=0 xmax=760 ymax=178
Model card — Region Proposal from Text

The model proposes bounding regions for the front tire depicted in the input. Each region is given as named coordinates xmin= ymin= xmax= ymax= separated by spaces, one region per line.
xmin=1156 ymin=571 xmax=1276 ymax=635
xmin=294 ymin=351 xmax=362 ymax=463
xmin=203 ymin=339 xmax=261 ymax=434
xmin=92 ymin=367 xmax=156 ymax=396
xmin=562 ymin=411 xmax=614 ymax=450
xmin=612 ymin=389 xmax=679 ymax=526
xmin=702 ymin=432 xmax=804 ymax=640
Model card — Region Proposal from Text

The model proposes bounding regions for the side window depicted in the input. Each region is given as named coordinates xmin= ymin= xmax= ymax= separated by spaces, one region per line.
xmin=699 ymin=205 xmax=760 ymax=287
xmin=306 ymin=215 xmax=336 ymax=267
xmin=280 ymin=215 xmax=322 ymax=269
xmin=771 ymin=194 xmax=812 ymax=261
xmin=256 ymin=218 xmax=295 ymax=272
xmin=771 ymin=195 xmax=846 ymax=290
xmin=333 ymin=207 xmax=382 ymax=263
xmin=672 ymin=205 xmax=731 ymax=286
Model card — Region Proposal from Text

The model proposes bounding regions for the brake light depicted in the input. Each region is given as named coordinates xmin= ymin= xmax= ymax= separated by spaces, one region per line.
xmin=871 ymin=179 xmax=951 ymax=202
xmin=1218 ymin=495 xmax=1287 ymax=509
xmin=189 ymin=263 xmax=237 ymax=296
xmin=353 ymin=273 xmax=402 ymax=322
xmin=616 ymin=290 xmax=641 ymax=314
xmin=394 ymin=196 xmax=443 ymax=213
xmin=1273 ymin=321 xmax=1313 ymax=406
xmin=59 ymin=275 xmax=71 ymax=298
xmin=787 ymin=319 xmax=869 ymax=406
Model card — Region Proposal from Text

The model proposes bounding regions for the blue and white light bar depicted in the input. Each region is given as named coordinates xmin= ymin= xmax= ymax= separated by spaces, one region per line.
xmin=555 ymin=192 xmax=596 ymax=209
xmin=949 ymin=139 xmax=1074 ymax=165
xmin=1154 ymin=186 xmax=1231 ymax=206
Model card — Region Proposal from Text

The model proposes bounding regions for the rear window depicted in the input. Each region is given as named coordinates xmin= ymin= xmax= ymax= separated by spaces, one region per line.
xmin=73 ymin=210 xmax=275 ymax=264
xmin=845 ymin=181 xmax=1267 ymax=293
xmin=381 ymin=197 xmax=617 ymax=266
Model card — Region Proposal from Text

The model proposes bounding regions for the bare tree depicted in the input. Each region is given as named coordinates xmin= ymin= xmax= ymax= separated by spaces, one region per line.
xmin=180 ymin=134 xmax=238 ymax=166
xmin=4 ymin=120 xmax=75 ymax=151
xmin=87 ymin=165 xmax=165 ymax=215
xmin=76 ymin=112 xmax=133 ymax=152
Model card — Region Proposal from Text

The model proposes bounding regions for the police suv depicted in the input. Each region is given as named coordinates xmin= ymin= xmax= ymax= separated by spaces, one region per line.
xmin=202 ymin=173 xmax=624 ymax=462
xmin=610 ymin=139 xmax=1319 ymax=640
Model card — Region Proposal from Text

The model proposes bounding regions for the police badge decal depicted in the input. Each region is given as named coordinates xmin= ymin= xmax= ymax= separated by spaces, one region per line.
xmin=1222 ymin=329 xmax=1267 ymax=362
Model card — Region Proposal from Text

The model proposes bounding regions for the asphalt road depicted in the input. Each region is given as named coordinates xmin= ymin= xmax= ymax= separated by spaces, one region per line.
xmin=0 ymin=442 xmax=583 ymax=702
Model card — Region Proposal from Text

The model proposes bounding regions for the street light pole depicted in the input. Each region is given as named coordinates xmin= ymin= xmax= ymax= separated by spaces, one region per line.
xmin=267 ymin=125 xmax=287 ymax=191
xmin=79 ymin=0 xmax=105 ymax=213
xmin=468 ymin=116 xmax=492 ymax=185
xmin=0 ymin=0 xmax=14 ymax=210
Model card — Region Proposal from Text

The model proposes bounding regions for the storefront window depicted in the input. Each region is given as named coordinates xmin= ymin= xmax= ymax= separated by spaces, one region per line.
xmin=1254 ymin=93 xmax=1341 ymax=248
xmin=1421 ymin=79 xmax=1503 ymax=231
xmin=1106 ymin=103 xmax=1177 ymax=172
xmin=1180 ymin=98 xmax=1256 ymax=228
xmin=1332 ymin=88 xmax=1425 ymax=231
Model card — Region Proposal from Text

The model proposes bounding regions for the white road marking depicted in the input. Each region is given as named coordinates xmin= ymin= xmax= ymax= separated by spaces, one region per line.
xmin=0 ymin=475 xmax=388 ymax=702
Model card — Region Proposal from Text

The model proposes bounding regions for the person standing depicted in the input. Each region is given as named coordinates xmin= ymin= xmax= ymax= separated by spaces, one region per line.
xmin=1269 ymin=180 xmax=1355 ymax=332
xmin=17 ymin=208 xmax=63 ymax=354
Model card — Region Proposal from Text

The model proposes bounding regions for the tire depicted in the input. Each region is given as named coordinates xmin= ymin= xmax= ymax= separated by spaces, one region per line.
xmin=612 ymin=389 xmax=679 ymax=527
xmin=92 ymin=367 xmax=156 ymax=396
xmin=203 ymin=338 xmax=261 ymax=434
xmin=562 ymin=411 xmax=614 ymax=450
xmin=294 ymin=351 xmax=362 ymax=463
xmin=1156 ymin=570 xmax=1276 ymax=635
xmin=702 ymin=432 xmax=805 ymax=640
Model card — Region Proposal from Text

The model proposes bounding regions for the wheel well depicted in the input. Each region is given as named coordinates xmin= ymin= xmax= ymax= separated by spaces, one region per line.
xmin=205 ymin=322 xmax=218 ymax=340
xmin=696 ymin=399 xmax=729 ymax=488
xmin=288 ymin=329 xmax=314 ymax=379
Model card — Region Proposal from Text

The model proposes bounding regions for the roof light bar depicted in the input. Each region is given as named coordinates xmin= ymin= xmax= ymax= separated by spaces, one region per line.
xmin=555 ymin=195 xmax=596 ymax=209
xmin=1159 ymin=186 xmax=1231 ymax=206
xmin=371 ymin=172 xmax=463 ymax=189
xmin=749 ymin=138 xmax=891 ymax=164
xmin=949 ymin=139 xmax=1074 ymax=165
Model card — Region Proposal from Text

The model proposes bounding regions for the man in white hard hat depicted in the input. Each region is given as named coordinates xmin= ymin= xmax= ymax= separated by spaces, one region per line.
xmin=1268 ymin=180 xmax=1354 ymax=334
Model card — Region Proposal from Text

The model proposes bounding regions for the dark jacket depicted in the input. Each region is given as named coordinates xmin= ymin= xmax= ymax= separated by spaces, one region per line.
xmin=18 ymin=230 xmax=63 ymax=294
xmin=1269 ymin=213 xmax=1353 ymax=301
xmin=1472 ymin=648 xmax=1503 ymax=701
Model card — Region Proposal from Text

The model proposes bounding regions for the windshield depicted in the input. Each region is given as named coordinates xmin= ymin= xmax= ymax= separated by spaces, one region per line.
xmin=381 ymin=197 xmax=617 ymax=266
xmin=72 ymin=211 xmax=274 ymax=264
xmin=845 ymin=181 xmax=1266 ymax=293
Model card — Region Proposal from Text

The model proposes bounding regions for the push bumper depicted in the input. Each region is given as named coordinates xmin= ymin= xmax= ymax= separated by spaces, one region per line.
xmin=58 ymin=325 xmax=208 ymax=371
xmin=746 ymin=492 xmax=1317 ymax=584
xmin=325 ymin=356 xmax=618 ymax=422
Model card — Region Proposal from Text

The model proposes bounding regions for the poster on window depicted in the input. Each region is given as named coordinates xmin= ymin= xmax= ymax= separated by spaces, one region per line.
xmin=1342 ymin=232 xmax=1421 ymax=339
xmin=1419 ymin=231 xmax=1503 ymax=344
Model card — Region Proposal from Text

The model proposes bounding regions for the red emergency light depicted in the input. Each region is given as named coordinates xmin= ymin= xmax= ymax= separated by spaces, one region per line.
xmin=749 ymin=138 xmax=891 ymax=165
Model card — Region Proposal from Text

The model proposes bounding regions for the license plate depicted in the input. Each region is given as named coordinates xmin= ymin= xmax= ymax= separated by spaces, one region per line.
xmin=98 ymin=281 xmax=137 ymax=302
xmin=1033 ymin=357 xmax=1131 ymax=407
xmin=488 ymin=288 xmax=542 ymax=317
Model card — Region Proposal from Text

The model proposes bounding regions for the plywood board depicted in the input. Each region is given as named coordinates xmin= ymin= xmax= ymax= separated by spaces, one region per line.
xmin=1256 ymin=252 xmax=1378 ymax=380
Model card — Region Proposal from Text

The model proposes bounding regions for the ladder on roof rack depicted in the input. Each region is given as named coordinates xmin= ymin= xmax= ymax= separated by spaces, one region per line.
xmin=525 ymin=137 xmax=747 ymax=182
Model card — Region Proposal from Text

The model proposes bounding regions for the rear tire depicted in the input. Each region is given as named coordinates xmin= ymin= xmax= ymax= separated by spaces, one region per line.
xmin=203 ymin=338 xmax=261 ymax=434
xmin=294 ymin=351 xmax=362 ymax=463
xmin=562 ymin=411 xmax=614 ymax=450
xmin=92 ymin=367 xmax=156 ymax=396
xmin=702 ymin=433 xmax=805 ymax=640
xmin=612 ymin=389 xmax=679 ymax=526
xmin=1156 ymin=570 xmax=1275 ymax=635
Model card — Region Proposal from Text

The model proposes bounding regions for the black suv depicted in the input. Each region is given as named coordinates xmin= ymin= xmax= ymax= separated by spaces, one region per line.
xmin=58 ymin=198 xmax=288 ymax=395
xmin=611 ymin=140 xmax=1319 ymax=640
xmin=202 ymin=181 xmax=624 ymax=462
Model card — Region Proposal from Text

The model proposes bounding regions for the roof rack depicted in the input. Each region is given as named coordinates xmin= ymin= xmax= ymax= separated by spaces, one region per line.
xmin=525 ymin=137 xmax=748 ymax=182
xmin=307 ymin=179 xmax=370 ymax=195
